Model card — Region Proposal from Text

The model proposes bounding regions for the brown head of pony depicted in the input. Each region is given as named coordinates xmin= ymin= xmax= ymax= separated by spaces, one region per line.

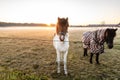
xmin=56 ymin=17 xmax=69 ymax=41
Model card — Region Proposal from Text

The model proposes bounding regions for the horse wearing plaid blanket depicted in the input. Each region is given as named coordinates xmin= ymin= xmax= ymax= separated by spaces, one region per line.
xmin=82 ymin=28 xmax=117 ymax=64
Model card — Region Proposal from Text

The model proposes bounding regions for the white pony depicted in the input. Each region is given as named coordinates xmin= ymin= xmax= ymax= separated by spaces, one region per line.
xmin=53 ymin=17 xmax=69 ymax=75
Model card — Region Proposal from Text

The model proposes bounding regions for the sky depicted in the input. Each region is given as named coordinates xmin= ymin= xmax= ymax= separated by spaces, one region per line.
xmin=0 ymin=0 xmax=120 ymax=25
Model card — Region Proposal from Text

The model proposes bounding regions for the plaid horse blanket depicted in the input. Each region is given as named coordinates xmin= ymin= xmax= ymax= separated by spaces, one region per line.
xmin=82 ymin=29 xmax=106 ymax=54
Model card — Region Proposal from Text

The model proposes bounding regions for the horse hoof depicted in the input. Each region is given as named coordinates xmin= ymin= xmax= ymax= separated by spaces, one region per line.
xmin=65 ymin=74 xmax=68 ymax=76
xmin=57 ymin=70 xmax=60 ymax=74
xmin=90 ymin=62 xmax=93 ymax=64
xmin=96 ymin=62 xmax=100 ymax=65
xmin=64 ymin=73 xmax=68 ymax=76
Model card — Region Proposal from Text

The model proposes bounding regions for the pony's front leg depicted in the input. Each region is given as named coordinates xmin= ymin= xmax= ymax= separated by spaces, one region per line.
xmin=96 ymin=53 xmax=100 ymax=64
xmin=90 ymin=53 xmax=93 ymax=64
xmin=83 ymin=48 xmax=88 ymax=56
xmin=63 ymin=51 xmax=68 ymax=75
xmin=56 ymin=50 xmax=60 ymax=73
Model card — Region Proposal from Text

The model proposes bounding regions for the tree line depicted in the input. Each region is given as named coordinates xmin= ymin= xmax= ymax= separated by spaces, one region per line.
xmin=0 ymin=22 xmax=55 ymax=27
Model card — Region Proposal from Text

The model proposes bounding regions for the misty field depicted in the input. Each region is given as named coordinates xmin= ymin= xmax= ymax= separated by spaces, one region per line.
xmin=0 ymin=27 xmax=120 ymax=80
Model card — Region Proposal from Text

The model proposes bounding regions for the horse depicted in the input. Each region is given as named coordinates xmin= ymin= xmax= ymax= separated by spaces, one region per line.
xmin=82 ymin=28 xmax=117 ymax=64
xmin=53 ymin=17 xmax=69 ymax=75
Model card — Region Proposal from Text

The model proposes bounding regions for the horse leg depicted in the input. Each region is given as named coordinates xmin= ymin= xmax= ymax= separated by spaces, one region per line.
xmin=84 ymin=48 xmax=88 ymax=56
xmin=63 ymin=51 xmax=68 ymax=75
xmin=96 ymin=53 xmax=100 ymax=64
xmin=56 ymin=50 xmax=60 ymax=73
xmin=90 ymin=53 xmax=93 ymax=64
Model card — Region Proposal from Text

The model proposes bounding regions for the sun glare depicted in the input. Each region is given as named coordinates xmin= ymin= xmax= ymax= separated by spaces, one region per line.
xmin=46 ymin=23 xmax=51 ymax=26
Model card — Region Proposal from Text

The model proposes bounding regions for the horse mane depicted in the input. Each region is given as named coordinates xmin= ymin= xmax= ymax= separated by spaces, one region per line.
xmin=56 ymin=17 xmax=69 ymax=35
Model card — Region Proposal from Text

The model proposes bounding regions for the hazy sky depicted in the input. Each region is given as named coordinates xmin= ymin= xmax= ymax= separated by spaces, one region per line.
xmin=0 ymin=0 xmax=120 ymax=25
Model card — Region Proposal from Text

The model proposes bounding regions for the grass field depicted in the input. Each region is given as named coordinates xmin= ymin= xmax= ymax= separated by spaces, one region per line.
xmin=0 ymin=27 xmax=120 ymax=80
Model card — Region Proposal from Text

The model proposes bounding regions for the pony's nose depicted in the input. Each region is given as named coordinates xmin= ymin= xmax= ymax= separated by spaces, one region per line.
xmin=108 ymin=44 xmax=113 ymax=49
xmin=60 ymin=35 xmax=65 ymax=41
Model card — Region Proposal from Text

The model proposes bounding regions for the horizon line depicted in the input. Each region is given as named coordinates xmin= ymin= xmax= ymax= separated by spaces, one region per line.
xmin=0 ymin=21 xmax=120 ymax=25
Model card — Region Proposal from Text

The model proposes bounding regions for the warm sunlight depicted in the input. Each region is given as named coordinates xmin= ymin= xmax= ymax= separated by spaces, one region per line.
xmin=46 ymin=23 xmax=52 ymax=27
xmin=0 ymin=0 xmax=120 ymax=25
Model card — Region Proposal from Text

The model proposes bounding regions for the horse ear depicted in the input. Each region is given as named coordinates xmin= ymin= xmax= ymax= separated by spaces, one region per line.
xmin=66 ymin=17 xmax=69 ymax=27
xmin=114 ymin=28 xmax=118 ymax=31
xmin=58 ymin=17 xmax=60 ymax=21
xmin=66 ymin=17 xmax=68 ymax=21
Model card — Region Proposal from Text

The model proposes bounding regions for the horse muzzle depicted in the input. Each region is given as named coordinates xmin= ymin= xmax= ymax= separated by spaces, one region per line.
xmin=108 ymin=44 xmax=113 ymax=49
xmin=59 ymin=35 xmax=65 ymax=41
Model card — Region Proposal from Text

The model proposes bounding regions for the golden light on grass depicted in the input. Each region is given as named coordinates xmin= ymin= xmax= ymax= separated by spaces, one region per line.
xmin=0 ymin=27 xmax=120 ymax=79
